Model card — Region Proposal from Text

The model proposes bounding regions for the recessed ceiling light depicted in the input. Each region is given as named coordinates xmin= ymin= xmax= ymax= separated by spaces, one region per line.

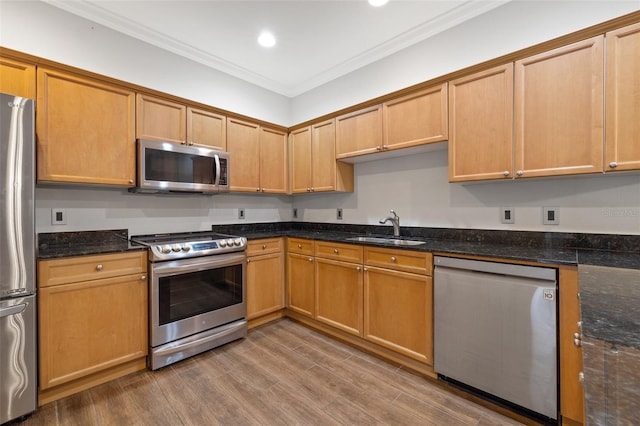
xmin=368 ymin=0 xmax=388 ymax=7
xmin=258 ymin=31 xmax=276 ymax=48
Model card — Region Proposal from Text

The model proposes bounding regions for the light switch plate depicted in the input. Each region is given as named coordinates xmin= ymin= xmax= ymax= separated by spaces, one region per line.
xmin=500 ymin=207 xmax=515 ymax=224
xmin=543 ymin=207 xmax=559 ymax=225
xmin=51 ymin=208 xmax=67 ymax=225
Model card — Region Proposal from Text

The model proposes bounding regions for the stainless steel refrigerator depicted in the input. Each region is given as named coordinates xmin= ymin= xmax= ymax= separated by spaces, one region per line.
xmin=0 ymin=92 xmax=37 ymax=423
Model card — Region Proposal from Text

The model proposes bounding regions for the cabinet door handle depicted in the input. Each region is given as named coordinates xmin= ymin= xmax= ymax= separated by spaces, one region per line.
xmin=376 ymin=146 xmax=382 ymax=151
xmin=180 ymin=141 xmax=187 ymax=145
xmin=363 ymin=267 xmax=368 ymax=272
xmin=308 ymin=257 xmax=313 ymax=262
xmin=578 ymin=372 xmax=584 ymax=385
xmin=140 ymin=275 xmax=146 ymax=281
xmin=356 ymin=266 xmax=361 ymax=271
xmin=247 ymin=258 xmax=251 ymax=263
xmin=256 ymin=188 xmax=261 ymax=192
xmin=390 ymin=256 xmax=397 ymax=262
xmin=503 ymin=171 xmax=510 ymax=177
xmin=96 ymin=264 xmax=103 ymax=271
xmin=129 ymin=179 xmax=134 ymax=184
xmin=516 ymin=170 xmax=524 ymax=176
xmin=307 ymin=187 xmax=311 ymax=192
xmin=609 ymin=161 xmax=618 ymax=168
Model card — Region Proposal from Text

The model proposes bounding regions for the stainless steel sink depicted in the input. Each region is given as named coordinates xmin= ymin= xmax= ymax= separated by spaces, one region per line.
xmin=345 ymin=236 xmax=426 ymax=246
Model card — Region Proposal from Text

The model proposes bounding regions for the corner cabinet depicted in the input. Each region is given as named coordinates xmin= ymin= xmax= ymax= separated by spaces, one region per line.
xmin=290 ymin=120 xmax=354 ymax=193
xmin=36 ymin=68 xmax=136 ymax=186
xmin=605 ymin=22 xmax=640 ymax=172
xmin=514 ymin=36 xmax=604 ymax=178
xmin=227 ymin=118 xmax=288 ymax=193
xmin=0 ymin=56 xmax=36 ymax=99
xmin=37 ymin=251 xmax=148 ymax=405
xmin=246 ymin=238 xmax=285 ymax=327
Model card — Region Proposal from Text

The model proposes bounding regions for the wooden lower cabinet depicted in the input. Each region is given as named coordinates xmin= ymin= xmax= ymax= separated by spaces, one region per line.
xmin=37 ymin=251 xmax=147 ymax=404
xmin=287 ymin=252 xmax=315 ymax=317
xmin=315 ymin=257 xmax=363 ymax=336
xmin=246 ymin=238 xmax=285 ymax=325
xmin=364 ymin=266 xmax=433 ymax=364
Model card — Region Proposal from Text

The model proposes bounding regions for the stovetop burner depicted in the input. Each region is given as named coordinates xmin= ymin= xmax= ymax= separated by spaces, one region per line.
xmin=130 ymin=231 xmax=247 ymax=261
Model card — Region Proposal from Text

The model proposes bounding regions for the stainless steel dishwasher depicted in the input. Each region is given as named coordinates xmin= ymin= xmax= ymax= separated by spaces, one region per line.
xmin=434 ymin=256 xmax=558 ymax=421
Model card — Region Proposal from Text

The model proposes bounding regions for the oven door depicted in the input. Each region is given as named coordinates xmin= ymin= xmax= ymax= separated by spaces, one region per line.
xmin=149 ymin=252 xmax=246 ymax=348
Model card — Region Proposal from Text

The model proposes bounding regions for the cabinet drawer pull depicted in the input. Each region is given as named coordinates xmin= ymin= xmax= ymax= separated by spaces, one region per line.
xmin=96 ymin=264 xmax=103 ymax=271
xmin=333 ymin=248 xmax=339 ymax=254
xmin=297 ymin=244 xmax=302 ymax=249
xmin=262 ymin=244 xmax=267 ymax=249
xmin=390 ymin=256 xmax=397 ymax=262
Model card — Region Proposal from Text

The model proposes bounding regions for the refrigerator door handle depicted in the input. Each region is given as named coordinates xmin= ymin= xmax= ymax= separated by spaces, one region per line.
xmin=0 ymin=303 xmax=27 ymax=318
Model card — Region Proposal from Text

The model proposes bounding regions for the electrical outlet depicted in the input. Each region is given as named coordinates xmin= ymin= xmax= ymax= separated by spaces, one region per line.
xmin=238 ymin=208 xmax=245 ymax=220
xmin=336 ymin=208 xmax=343 ymax=220
xmin=543 ymin=207 xmax=559 ymax=225
xmin=293 ymin=208 xmax=298 ymax=219
xmin=500 ymin=207 xmax=515 ymax=224
xmin=51 ymin=208 xmax=67 ymax=225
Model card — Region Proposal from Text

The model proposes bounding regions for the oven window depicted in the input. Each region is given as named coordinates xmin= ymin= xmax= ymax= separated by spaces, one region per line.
xmin=145 ymin=149 xmax=215 ymax=184
xmin=158 ymin=264 xmax=242 ymax=325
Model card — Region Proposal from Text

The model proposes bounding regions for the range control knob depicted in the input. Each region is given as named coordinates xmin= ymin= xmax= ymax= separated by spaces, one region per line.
xmin=226 ymin=239 xmax=235 ymax=247
xmin=172 ymin=244 xmax=181 ymax=252
xmin=219 ymin=240 xmax=227 ymax=247
xmin=233 ymin=238 xmax=242 ymax=246
xmin=181 ymin=245 xmax=191 ymax=252
xmin=160 ymin=245 xmax=172 ymax=254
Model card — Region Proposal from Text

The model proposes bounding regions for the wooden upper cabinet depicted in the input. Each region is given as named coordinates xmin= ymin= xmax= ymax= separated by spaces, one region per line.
xmin=37 ymin=68 xmax=136 ymax=186
xmin=514 ymin=36 xmax=604 ymax=178
xmin=290 ymin=126 xmax=312 ymax=193
xmin=605 ymin=22 xmax=640 ymax=172
xmin=291 ymin=119 xmax=354 ymax=194
xmin=0 ymin=57 xmax=36 ymax=99
xmin=260 ymin=126 xmax=289 ymax=194
xmin=448 ymin=64 xmax=514 ymax=182
xmin=187 ymin=107 xmax=226 ymax=150
xmin=383 ymin=83 xmax=448 ymax=150
xmin=227 ymin=117 xmax=260 ymax=191
xmin=136 ymin=94 xmax=186 ymax=144
xmin=336 ymin=105 xmax=383 ymax=158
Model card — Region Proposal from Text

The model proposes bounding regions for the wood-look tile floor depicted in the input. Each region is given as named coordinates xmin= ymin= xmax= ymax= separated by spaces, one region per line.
xmin=23 ymin=319 xmax=526 ymax=426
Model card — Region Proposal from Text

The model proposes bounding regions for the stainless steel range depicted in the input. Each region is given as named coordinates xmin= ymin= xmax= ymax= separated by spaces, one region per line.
xmin=130 ymin=231 xmax=247 ymax=370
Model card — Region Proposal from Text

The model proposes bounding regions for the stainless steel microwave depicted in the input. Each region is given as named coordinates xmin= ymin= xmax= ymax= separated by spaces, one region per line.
xmin=131 ymin=139 xmax=229 ymax=194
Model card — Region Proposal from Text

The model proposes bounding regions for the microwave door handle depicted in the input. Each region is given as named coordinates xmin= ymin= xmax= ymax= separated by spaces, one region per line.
xmin=214 ymin=154 xmax=221 ymax=186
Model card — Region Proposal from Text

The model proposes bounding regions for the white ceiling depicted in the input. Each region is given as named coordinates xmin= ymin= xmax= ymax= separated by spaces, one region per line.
xmin=44 ymin=0 xmax=511 ymax=97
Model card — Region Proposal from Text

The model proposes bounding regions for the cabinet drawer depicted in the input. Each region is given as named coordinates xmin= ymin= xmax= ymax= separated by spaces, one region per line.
xmin=287 ymin=238 xmax=314 ymax=255
xmin=315 ymin=241 xmax=363 ymax=263
xmin=364 ymin=247 xmax=432 ymax=276
xmin=247 ymin=238 xmax=283 ymax=256
xmin=39 ymin=251 xmax=147 ymax=288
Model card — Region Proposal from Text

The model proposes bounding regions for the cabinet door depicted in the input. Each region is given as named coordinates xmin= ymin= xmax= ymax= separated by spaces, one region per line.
xmin=187 ymin=107 xmax=226 ymax=151
xmin=0 ymin=57 xmax=35 ymax=98
xmin=336 ymin=105 xmax=383 ymax=158
xmin=312 ymin=119 xmax=354 ymax=192
xmin=383 ymin=84 xmax=448 ymax=151
xmin=260 ymin=126 xmax=288 ymax=193
xmin=227 ymin=117 xmax=260 ymax=192
xmin=364 ymin=266 xmax=433 ymax=364
xmin=605 ymin=22 xmax=640 ymax=172
xmin=559 ymin=266 xmax=584 ymax=424
xmin=246 ymin=252 xmax=284 ymax=320
xmin=514 ymin=36 xmax=604 ymax=178
xmin=136 ymin=94 xmax=186 ymax=143
xmin=37 ymin=68 xmax=136 ymax=186
xmin=39 ymin=274 xmax=147 ymax=390
xmin=287 ymin=253 xmax=315 ymax=317
xmin=315 ymin=258 xmax=363 ymax=336
xmin=449 ymin=64 xmax=514 ymax=182
xmin=290 ymin=126 xmax=312 ymax=193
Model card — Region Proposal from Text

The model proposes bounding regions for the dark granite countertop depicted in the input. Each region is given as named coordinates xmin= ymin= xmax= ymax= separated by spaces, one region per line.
xmin=37 ymin=229 xmax=145 ymax=259
xmin=36 ymin=223 xmax=640 ymax=270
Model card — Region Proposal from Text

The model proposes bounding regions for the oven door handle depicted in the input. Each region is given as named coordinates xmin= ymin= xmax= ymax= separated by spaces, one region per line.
xmin=152 ymin=254 xmax=246 ymax=276
xmin=154 ymin=320 xmax=247 ymax=357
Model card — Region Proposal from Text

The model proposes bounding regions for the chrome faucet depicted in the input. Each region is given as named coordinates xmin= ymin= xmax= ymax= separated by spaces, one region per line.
xmin=379 ymin=210 xmax=400 ymax=237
